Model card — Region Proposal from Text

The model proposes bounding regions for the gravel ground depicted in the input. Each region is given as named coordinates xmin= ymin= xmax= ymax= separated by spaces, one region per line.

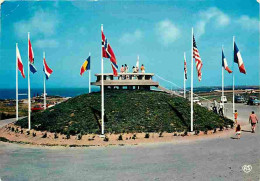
xmin=0 ymin=105 xmax=259 ymax=181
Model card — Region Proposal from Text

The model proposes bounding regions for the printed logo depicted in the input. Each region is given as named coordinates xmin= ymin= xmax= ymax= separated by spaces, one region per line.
xmin=242 ymin=165 xmax=252 ymax=173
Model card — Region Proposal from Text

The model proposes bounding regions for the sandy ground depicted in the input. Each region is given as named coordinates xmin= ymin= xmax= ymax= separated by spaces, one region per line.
xmin=0 ymin=103 xmax=259 ymax=181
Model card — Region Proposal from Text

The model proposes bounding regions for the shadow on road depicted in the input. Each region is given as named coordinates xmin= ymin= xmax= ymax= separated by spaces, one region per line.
xmin=230 ymin=137 xmax=239 ymax=139
xmin=241 ymin=129 xmax=252 ymax=133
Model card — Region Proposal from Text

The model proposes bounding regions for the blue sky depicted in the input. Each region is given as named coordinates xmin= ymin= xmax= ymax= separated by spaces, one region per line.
xmin=0 ymin=0 xmax=259 ymax=89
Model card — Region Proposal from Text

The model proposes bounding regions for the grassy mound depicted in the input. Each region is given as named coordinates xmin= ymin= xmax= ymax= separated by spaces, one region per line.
xmin=15 ymin=90 xmax=233 ymax=135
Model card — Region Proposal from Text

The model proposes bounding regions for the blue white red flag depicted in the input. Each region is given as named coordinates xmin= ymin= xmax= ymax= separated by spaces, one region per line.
xmin=102 ymin=28 xmax=118 ymax=76
xmin=43 ymin=57 xmax=53 ymax=79
xmin=234 ymin=42 xmax=246 ymax=74
xmin=222 ymin=49 xmax=232 ymax=73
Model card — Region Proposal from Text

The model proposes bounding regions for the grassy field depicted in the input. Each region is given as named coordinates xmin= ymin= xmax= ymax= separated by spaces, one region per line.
xmin=15 ymin=90 xmax=233 ymax=135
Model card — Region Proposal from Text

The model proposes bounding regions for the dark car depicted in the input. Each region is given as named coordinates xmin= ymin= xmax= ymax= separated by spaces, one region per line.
xmin=247 ymin=96 xmax=260 ymax=105
xmin=235 ymin=95 xmax=245 ymax=103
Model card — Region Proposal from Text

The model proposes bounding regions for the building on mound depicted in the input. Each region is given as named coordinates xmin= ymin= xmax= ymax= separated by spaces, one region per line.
xmin=91 ymin=73 xmax=159 ymax=90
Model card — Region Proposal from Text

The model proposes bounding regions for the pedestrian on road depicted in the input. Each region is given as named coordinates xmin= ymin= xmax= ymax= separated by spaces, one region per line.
xmin=249 ymin=111 xmax=258 ymax=133
xmin=234 ymin=110 xmax=238 ymax=125
xmin=235 ymin=124 xmax=241 ymax=139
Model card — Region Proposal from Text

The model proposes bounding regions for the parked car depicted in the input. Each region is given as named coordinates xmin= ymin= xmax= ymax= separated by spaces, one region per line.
xmin=235 ymin=95 xmax=245 ymax=103
xmin=221 ymin=96 xmax=227 ymax=103
xmin=247 ymin=96 xmax=260 ymax=105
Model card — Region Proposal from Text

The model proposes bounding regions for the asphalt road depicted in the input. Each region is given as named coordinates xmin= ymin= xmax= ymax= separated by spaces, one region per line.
xmin=0 ymin=105 xmax=259 ymax=181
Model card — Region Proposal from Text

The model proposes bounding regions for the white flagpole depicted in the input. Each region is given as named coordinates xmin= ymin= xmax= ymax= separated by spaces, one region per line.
xmin=28 ymin=32 xmax=31 ymax=130
xmin=16 ymin=43 xmax=18 ymax=121
xmin=43 ymin=52 xmax=46 ymax=110
xmin=232 ymin=36 xmax=235 ymax=122
xmin=222 ymin=46 xmax=224 ymax=115
xmin=184 ymin=52 xmax=186 ymax=99
xmin=191 ymin=28 xmax=194 ymax=132
xmin=89 ymin=52 xmax=91 ymax=94
xmin=101 ymin=24 xmax=104 ymax=136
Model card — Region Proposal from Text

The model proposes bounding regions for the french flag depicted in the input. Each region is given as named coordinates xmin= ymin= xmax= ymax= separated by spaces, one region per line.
xmin=43 ymin=58 xmax=53 ymax=80
xmin=234 ymin=42 xmax=246 ymax=74
xmin=102 ymin=28 xmax=118 ymax=76
xmin=222 ymin=49 xmax=232 ymax=73
xmin=16 ymin=45 xmax=25 ymax=78
xmin=28 ymin=37 xmax=37 ymax=73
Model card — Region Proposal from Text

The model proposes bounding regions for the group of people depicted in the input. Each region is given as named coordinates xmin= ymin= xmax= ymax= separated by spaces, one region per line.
xmin=120 ymin=64 xmax=145 ymax=74
xmin=234 ymin=110 xmax=258 ymax=139
xmin=212 ymin=99 xmax=224 ymax=116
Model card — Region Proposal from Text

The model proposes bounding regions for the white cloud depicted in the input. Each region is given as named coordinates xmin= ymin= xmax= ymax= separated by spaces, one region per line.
xmin=156 ymin=19 xmax=180 ymax=46
xmin=34 ymin=39 xmax=59 ymax=48
xmin=14 ymin=9 xmax=59 ymax=38
xmin=236 ymin=15 xmax=258 ymax=31
xmin=195 ymin=7 xmax=230 ymax=38
xmin=119 ymin=29 xmax=143 ymax=44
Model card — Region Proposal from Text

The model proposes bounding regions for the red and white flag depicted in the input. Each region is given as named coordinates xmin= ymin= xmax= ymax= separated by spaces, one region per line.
xmin=101 ymin=28 xmax=118 ymax=76
xmin=193 ymin=35 xmax=203 ymax=81
xmin=16 ymin=45 xmax=25 ymax=78
xmin=184 ymin=55 xmax=187 ymax=80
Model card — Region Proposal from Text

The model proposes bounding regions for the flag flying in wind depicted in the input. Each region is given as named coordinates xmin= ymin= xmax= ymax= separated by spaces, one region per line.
xmin=80 ymin=56 xmax=90 ymax=76
xmin=234 ymin=42 xmax=246 ymax=74
xmin=193 ymin=35 xmax=203 ymax=81
xmin=16 ymin=45 xmax=25 ymax=78
xmin=102 ymin=29 xmax=118 ymax=76
xmin=222 ymin=49 xmax=232 ymax=73
xmin=43 ymin=57 xmax=53 ymax=80
xmin=28 ymin=37 xmax=37 ymax=73
xmin=184 ymin=55 xmax=187 ymax=80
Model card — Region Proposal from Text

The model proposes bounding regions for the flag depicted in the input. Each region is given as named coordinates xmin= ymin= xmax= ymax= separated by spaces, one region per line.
xmin=193 ymin=35 xmax=203 ymax=81
xmin=16 ymin=45 xmax=25 ymax=78
xmin=184 ymin=55 xmax=187 ymax=80
xmin=101 ymin=29 xmax=118 ymax=76
xmin=222 ymin=49 xmax=232 ymax=73
xmin=28 ymin=37 xmax=37 ymax=73
xmin=80 ymin=56 xmax=90 ymax=76
xmin=234 ymin=42 xmax=246 ymax=74
xmin=43 ymin=57 xmax=53 ymax=80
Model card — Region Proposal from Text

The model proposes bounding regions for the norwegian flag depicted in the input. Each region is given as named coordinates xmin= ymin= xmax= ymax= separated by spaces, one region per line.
xmin=193 ymin=35 xmax=203 ymax=81
xmin=234 ymin=42 xmax=246 ymax=74
xmin=16 ymin=45 xmax=25 ymax=78
xmin=184 ymin=54 xmax=187 ymax=80
xmin=102 ymin=28 xmax=118 ymax=76
xmin=222 ymin=49 xmax=232 ymax=73
xmin=43 ymin=57 xmax=53 ymax=80
xmin=28 ymin=36 xmax=37 ymax=73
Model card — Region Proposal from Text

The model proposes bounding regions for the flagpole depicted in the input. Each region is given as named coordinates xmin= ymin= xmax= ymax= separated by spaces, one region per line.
xmin=28 ymin=32 xmax=31 ymax=130
xmin=101 ymin=24 xmax=105 ymax=136
xmin=43 ymin=52 xmax=46 ymax=110
xmin=16 ymin=43 xmax=18 ymax=121
xmin=184 ymin=52 xmax=186 ymax=99
xmin=191 ymin=27 xmax=194 ymax=132
xmin=222 ymin=46 xmax=224 ymax=115
xmin=232 ymin=36 xmax=235 ymax=122
xmin=89 ymin=52 xmax=91 ymax=94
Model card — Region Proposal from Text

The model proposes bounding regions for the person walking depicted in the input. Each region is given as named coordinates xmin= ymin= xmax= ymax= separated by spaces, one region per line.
xmin=235 ymin=124 xmax=241 ymax=139
xmin=249 ymin=111 xmax=258 ymax=133
xmin=234 ymin=110 xmax=238 ymax=125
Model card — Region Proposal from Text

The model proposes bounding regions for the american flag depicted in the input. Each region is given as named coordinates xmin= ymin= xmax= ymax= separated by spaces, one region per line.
xmin=193 ymin=35 xmax=202 ymax=81
xmin=184 ymin=55 xmax=187 ymax=80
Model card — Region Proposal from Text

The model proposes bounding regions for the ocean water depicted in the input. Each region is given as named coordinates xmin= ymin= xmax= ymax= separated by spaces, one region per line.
xmin=0 ymin=87 xmax=100 ymax=100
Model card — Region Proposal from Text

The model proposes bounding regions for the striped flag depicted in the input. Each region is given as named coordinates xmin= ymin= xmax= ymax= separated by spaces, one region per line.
xmin=80 ymin=56 xmax=90 ymax=76
xmin=222 ymin=49 xmax=232 ymax=73
xmin=234 ymin=42 xmax=246 ymax=74
xmin=16 ymin=45 xmax=25 ymax=78
xmin=193 ymin=35 xmax=202 ymax=81
xmin=43 ymin=57 xmax=53 ymax=80
xmin=102 ymin=29 xmax=118 ymax=76
xmin=184 ymin=54 xmax=187 ymax=80
xmin=28 ymin=37 xmax=37 ymax=73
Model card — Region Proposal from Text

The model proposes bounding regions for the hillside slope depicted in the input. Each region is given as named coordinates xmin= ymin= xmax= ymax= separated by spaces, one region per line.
xmin=15 ymin=90 xmax=233 ymax=135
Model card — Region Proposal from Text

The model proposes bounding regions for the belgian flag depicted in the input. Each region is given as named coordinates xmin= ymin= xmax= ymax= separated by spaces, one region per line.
xmin=80 ymin=56 xmax=90 ymax=76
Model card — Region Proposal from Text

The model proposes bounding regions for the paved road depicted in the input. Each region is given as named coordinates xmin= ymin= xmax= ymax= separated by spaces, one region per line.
xmin=0 ymin=107 xmax=259 ymax=181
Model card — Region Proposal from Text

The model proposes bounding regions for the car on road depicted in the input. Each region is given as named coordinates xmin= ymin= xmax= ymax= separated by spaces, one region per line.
xmin=247 ymin=96 xmax=260 ymax=105
xmin=221 ymin=96 xmax=227 ymax=103
xmin=235 ymin=95 xmax=245 ymax=103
